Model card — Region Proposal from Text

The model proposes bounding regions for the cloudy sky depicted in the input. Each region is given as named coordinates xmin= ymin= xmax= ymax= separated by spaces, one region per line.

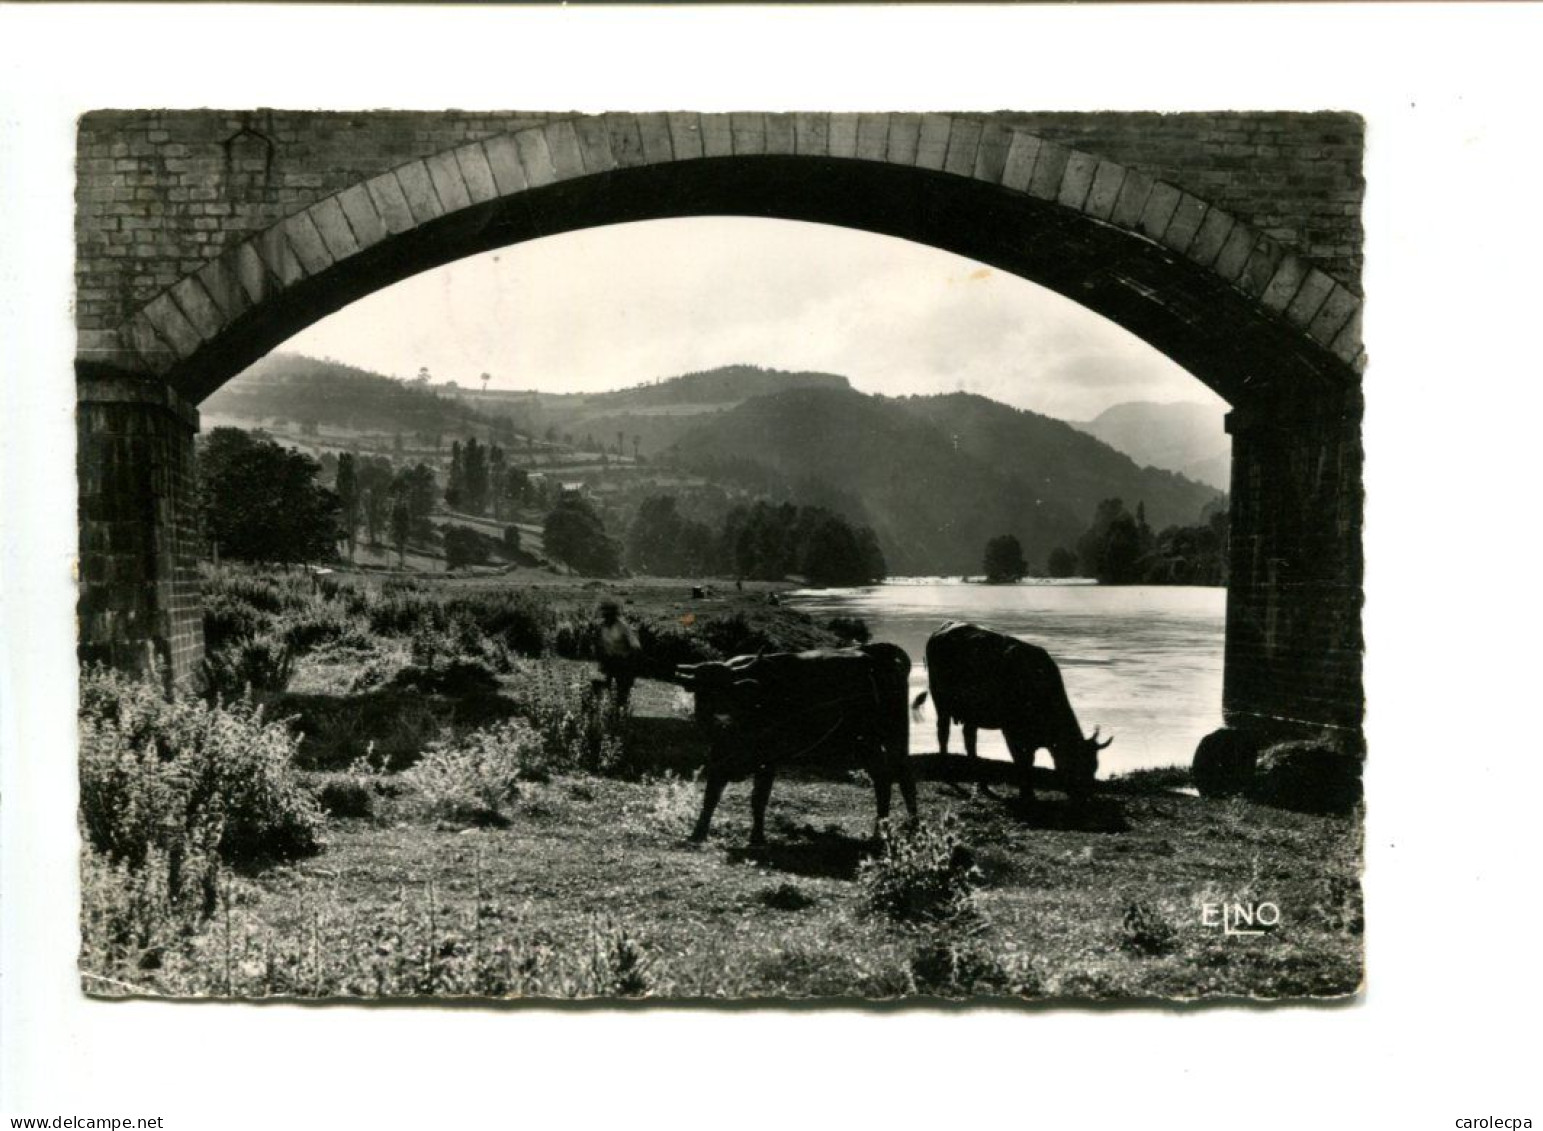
xmin=285 ymin=216 xmax=1225 ymax=423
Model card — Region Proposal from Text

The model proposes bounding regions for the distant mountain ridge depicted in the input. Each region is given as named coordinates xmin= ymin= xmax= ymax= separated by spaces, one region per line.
xmin=1074 ymin=400 xmax=1230 ymax=490
xmin=213 ymin=355 xmax=1223 ymax=576
xmin=666 ymin=384 xmax=1221 ymax=575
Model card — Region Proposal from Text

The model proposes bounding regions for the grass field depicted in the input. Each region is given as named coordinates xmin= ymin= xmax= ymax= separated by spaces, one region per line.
xmin=79 ymin=569 xmax=1363 ymax=1003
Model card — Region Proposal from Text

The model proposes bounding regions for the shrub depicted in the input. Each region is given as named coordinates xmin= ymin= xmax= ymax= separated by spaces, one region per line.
xmin=506 ymin=662 xmax=629 ymax=776
xmin=908 ymin=938 xmax=1013 ymax=997
xmin=278 ymin=602 xmax=356 ymax=654
xmin=390 ymin=658 xmax=501 ymax=698
xmin=202 ymin=592 xmax=270 ymax=651
xmin=700 ymin=611 xmax=778 ymax=659
xmin=648 ymin=773 xmax=700 ymax=834
xmin=368 ymin=589 xmax=448 ymax=637
xmin=1246 ymin=739 xmax=1364 ymax=815
xmin=316 ymin=778 xmax=375 ymax=820
xmin=825 ymin=615 xmax=871 ymax=645
xmin=443 ymin=591 xmax=550 ymax=657
xmin=80 ymin=847 xmax=214 ymax=977
xmin=212 ymin=573 xmax=289 ymax=615
xmin=201 ymin=634 xmax=295 ymax=698
xmin=859 ymin=817 xmax=983 ymax=924
xmin=443 ymin=526 xmax=493 ymax=571
xmin=79 ymin=668 xmax=321 ymax=870
xmin=636 ymin=619 xmax=715 ymax=667
xmin=1119 ymin=900 xmax=1179 ymax=956
xmin=405 ymin=719 xmax=540 ymax=824
xmin=572 ymin=917 xmax=651 ymax=998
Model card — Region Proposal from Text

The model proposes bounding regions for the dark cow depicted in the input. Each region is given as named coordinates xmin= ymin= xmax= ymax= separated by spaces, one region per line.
xmin=914 ymin=621 xmax=1111 ymax=804
xmin=676 ymin=643 xmax=917 ymax=846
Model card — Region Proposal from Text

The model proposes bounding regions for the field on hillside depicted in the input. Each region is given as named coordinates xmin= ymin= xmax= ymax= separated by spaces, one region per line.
xmin=79 ymin=569 xmax=1362 ymax=1003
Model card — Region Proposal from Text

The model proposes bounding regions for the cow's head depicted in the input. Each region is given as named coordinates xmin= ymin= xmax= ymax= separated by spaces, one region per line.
xmin=676 ymin=660 xmax=767 ymax=730
xmin=1061 ymin=727 xmax=1113 ymax=798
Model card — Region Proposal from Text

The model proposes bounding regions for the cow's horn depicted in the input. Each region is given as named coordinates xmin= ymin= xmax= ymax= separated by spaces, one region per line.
xmin=1091 ymin=726 xmax=1114 ymax=750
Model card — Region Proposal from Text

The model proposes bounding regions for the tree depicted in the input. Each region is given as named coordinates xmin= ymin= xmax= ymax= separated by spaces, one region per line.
xmin=357 ymin=457 xmax=395 ymax=547
xmin=389 ymin=498 xmax=411 ymax=567
xmin=543 ymin=494 xmax=622 ymax=577
xmin=198 ymin=427 xmax=340 ymax=565
xmin=1046 ymin=546 xmax=1079 ymax=579
xmin=445 ymin=440 xmax=465 ymax=510
xmin=983 ymin=534 xmax=1028 ymax=583
xmin=443 ymin=526 xmax=490 ymax=571
xmin=803 ymin=514 xmax=877 ymax=586
xmin=463 ymin=437 xmax=490 ymax=515
xmin=1071 ymin=498 xmax=1152 ymax=584
xmin=391 ymin=463 xmax=438 ymax=541
xmin=627 ymin=495 xmax=685 ymax=575
xmin=335 ymin=452 xmax=360 ymax=560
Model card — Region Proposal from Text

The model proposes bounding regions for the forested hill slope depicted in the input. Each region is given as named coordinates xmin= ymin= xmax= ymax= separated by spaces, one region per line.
xmin=205 ymin=354 xmax=492 ymax=438
xmin=666 ymin=387 xmax=1221 ymax=575
xmin=899 ymin=393 xmax=1221 ymax=539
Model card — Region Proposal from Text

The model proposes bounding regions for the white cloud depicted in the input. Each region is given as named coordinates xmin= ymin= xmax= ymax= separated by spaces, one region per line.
xmin=284 ymin=216 xmax=1226 ymax=421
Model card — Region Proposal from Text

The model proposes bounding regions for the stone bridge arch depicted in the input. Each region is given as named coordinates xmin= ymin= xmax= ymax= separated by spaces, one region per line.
xmin=76 ymin=111 xmax=1365 ymax=745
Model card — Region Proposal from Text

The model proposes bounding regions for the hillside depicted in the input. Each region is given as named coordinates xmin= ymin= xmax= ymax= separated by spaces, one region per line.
xmin=206 ymin=353 xmax=498 ymax=440
xmin=210 ymin=355 xmax=1223 ymax=578
xmin=667 ymin=387 xmax=1221 ymax=575
xmin=1076 ymin=401 xmax=1230 ymax=490
xmin=450 ymin=365 xmax=851 ymax=460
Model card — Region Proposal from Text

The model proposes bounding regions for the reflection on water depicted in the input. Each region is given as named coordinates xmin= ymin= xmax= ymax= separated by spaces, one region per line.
xmin=785 ymin=581 xmax=1225 ymax=775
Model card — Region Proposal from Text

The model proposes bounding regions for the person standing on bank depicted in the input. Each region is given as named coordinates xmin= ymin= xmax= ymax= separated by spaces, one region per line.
xmin=596 ymin=598 xmax=642 ymax=708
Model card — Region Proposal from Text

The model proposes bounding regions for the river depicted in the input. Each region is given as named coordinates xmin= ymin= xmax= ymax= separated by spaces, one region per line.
xmin=785 ymin=580 xmax=1225 ymax=776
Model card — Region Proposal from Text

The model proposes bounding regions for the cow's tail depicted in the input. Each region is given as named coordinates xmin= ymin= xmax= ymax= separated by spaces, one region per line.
xmin=910 ymin=690 xmax=929 ymax=721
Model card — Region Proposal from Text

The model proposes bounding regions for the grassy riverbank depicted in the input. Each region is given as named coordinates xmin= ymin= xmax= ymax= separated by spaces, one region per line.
xmin=79 ymin=568 xmax=1362 ymax=1003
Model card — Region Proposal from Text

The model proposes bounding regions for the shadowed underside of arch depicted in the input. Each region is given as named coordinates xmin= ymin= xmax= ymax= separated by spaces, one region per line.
xmin=88 ymin=112 xmax=1363 ymax=413
xmin=75 ymin=111 xmax=1364 ymax=740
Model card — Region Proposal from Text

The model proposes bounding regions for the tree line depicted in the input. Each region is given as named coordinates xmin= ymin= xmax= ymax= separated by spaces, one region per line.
xmin=1044 ymin=497 xmax=1227 ymax=585
xmin=980 ymin=498 xmax=1227 ymax=586
xmin=196 ymin=427 xmax=886 ymax=585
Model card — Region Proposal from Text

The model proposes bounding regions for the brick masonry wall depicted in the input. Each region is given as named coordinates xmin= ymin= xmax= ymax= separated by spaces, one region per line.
xmin=77 ymin=378 xmax=203 ymax=687
xmin=1224 ymin=408 xmax=1364 ymax=731
xmin=75 ymin=110 xmax=1364 ymax=344
xmin=991 ymin=112 xmax=1364 ymax=292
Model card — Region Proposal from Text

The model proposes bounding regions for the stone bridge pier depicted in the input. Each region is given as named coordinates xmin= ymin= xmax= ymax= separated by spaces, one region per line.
xmin=76 ymin=371 xmax=203 ymax=688
xmin=73 ymin=109 xmax=1367 ymax=752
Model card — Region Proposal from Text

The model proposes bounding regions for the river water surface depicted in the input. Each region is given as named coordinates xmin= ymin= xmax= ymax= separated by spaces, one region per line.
xmin=785 ymin=580 xmax=1225 ymax=776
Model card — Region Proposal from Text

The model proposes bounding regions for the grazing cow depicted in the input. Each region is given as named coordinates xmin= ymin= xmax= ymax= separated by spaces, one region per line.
xmin=676 ymin=643 xmax=917 ymax=846
xmin=914 ymin=621 xmax=1111 ymax=804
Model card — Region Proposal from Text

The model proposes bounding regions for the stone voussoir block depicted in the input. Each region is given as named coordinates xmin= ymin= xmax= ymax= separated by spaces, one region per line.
xmin=542 ymin=120 xmax=586 ymax=180
xmin=699 ymin=114 xmax=734 ymax=158
xmin=635 ymin=113 xmax=674 ymax=164
xmin=480 ymin=135 xmax=530 ymax=197
xmin=572 ymin=116 xmax=618 ymax=174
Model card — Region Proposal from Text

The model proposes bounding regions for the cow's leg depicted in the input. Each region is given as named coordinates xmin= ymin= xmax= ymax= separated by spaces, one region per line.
xmin=871 ymin=769 xmax=896 ymax=842
xmin=936 ymin=712 xmax=952 ymax=756
xmin=964 ymin=724 xmax=995 ymax=797
xmin=690 ymin=765 xmax=731 ymax=843
xmin=897 ymin=754 xmax=919 ymax=820
xmin=1005 ymin=731 xmax=1036 ymax=808
xmin=749 ymin=769 xmax=776 ymax=848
